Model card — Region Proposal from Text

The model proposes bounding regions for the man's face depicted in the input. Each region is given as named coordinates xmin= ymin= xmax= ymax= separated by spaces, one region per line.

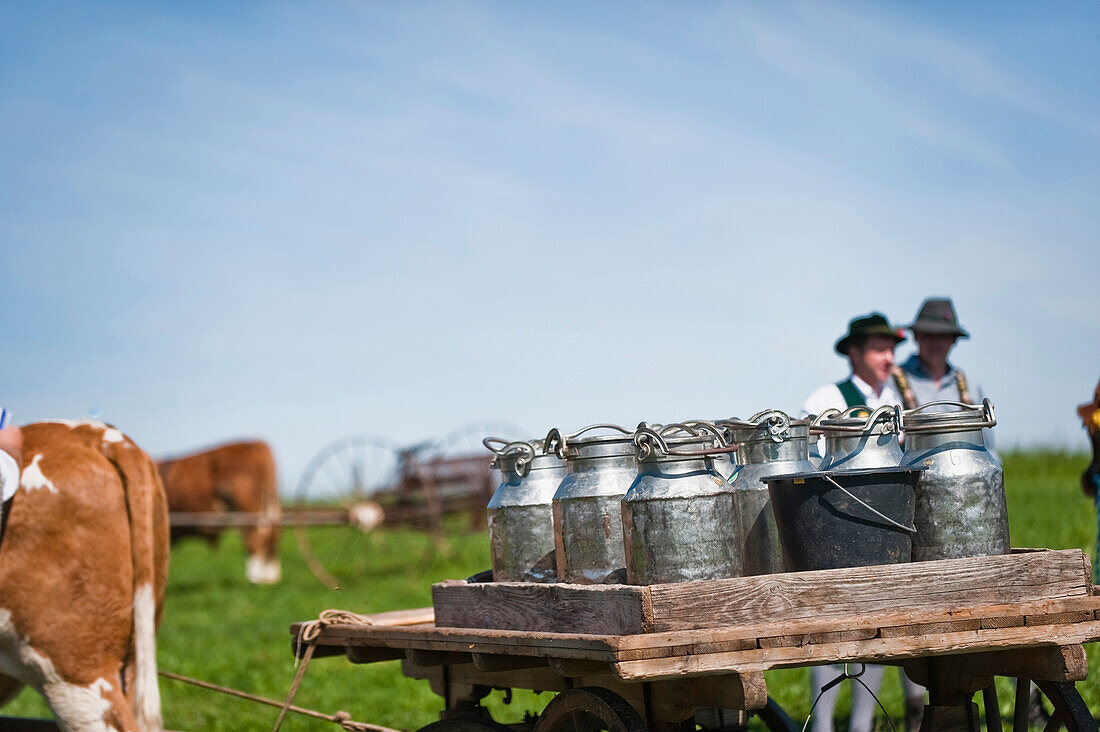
xmin=914 ymin=331 xmax=957 ymax=366
xmin=849 ymin=335 xmax=897 ymax=388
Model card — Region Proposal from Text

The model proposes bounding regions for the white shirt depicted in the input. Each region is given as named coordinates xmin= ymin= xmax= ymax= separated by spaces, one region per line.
xmin=800 ymin=373 xmax=903 ymax=418
xmin=0 ymin=450 xmax=18 ymax=502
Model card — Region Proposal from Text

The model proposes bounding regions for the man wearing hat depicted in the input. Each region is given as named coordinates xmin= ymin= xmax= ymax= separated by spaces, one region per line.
xmin=800 ymin=313 xmax=923 ymax=732
xmin=802 ymin=312 xmax=906 ymax=418
xmin=892 ymin=298 xmax=986 ymax=412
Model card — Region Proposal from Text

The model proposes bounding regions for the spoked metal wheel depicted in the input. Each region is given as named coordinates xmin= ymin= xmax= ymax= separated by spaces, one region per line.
xmin=981 ymin=679 xmax=1096 ymax=732
xmin=292 ymin=433 xmax=401 ymax=589
xmin=534 ymin=688 xmax=648 ymax=732
xmin=431 ymin=420 xmax=529 ymax=459
xmin=403 ymin=419 xmax=528 ymax=534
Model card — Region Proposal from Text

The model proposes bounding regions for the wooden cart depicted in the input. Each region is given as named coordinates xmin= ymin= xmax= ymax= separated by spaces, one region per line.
xmin=293 ymin=550 xmax=1100 ymax=732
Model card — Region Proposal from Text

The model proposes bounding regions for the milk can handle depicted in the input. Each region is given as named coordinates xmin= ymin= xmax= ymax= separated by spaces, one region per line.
xmin=747 ymin=410 xmax=792 ymax=443
xmin=900 ymin=398 xmax=996 ymax=433
xmin=677 ymin=420 xmax=738 ymax=455
xmin=811 ymin=405 xmax=900 ymax=434
xmin=545 ymin=423 xmax=632 ymax=457
xmin=482 ymin=437 xmax=510 ymax=453
xmin=822 ymin=475 xmax=917 ymax=534
xmin=809 ymin=409 xmax=843 ymax=430
xmin=483 ymin=438 xmax=537 ymax=476
xmin=633 ymin=422 xmax=731 ymax=460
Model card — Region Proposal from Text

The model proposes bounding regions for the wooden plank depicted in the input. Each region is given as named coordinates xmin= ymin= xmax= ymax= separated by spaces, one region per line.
xmin=612 ymin=621 xmax=1100 ymax=681
xmin=406 ymin=649 xmax=473 ymax=666
xmin=470 ymin=653 xmax=547 ymax=672
xmin=980 ymin=615 xmax=1024 ymax=629
xmin=432 ymin=580 xmax=652 ymax=635
xmin=1026 ymin=611 xmax=1093 ymax=625
xmin=291 ymin=594 xmax=1100 ymax=668
xmin=430 ymin=551 xmax=1091 ymax=635
xmin=649 ymin=672 xmax=769 ymax=715
xmin=644 ymin=550 xmax=1091 ymax=632
xmin=345 ymin=646 xmax=405 ymax=664
xmin=548 ymin=658 xmax=612 ymax=677
xmin=942 ymin=645 xmax=1087 ymax=683
xmin=879 ymin=620 xmax=982 ymax=638
xmin=609 ymin=595 xmax=1100 ymax=654
xmin=803 ymin=629 xmax=879 ymax=644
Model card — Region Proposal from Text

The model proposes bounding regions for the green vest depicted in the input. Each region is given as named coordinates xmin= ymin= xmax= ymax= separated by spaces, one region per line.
xmin=836 ymin=379 xmax=865 ymax=410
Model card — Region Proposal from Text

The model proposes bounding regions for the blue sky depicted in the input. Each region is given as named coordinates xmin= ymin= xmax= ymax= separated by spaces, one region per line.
xmin=2 ymin=2 xmax=1098 ymax=492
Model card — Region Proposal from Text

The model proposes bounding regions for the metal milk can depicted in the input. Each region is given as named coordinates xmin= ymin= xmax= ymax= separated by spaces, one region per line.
xmin=726 ymin=410 xmax=815 ymax=576
xmin=814 ymin=405 xmax=903 ymax=471
xmin=901 ymin=399 xmax=1009 ymax=561
xmin=621 ymin=422 xmax=742 ymax=584
xmin=550 ymin=424 xmax=636 ymax=584
xmin=485 ymin=438 xmax=566 ymax=583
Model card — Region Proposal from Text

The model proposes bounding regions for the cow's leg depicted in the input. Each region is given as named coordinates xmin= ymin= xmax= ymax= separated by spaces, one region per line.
xmin=40 ymin=671 xmax=138 ymax=732
xmin=245 ymin=531 xmax=281 ymax=583
xmin=244 ymin=506 xmax=281 ymax=584
xmin=0 ymin=672 xmax=24 ymax=707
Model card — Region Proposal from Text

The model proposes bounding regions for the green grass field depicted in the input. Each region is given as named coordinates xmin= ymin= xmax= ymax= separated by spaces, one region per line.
xmin=6 ymin=451 xmax=1099 ymax=730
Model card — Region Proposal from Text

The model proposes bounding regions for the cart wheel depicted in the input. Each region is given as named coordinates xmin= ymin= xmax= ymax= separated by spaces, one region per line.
xmin=695 ymin=698 xmax=798 ymax=732
xmin=432 ymin=420 xmax=528 ymax=459
xmin=980 ymin=679 xmax=1096 ymax=732
xmin=417 ymin=716 xmax=515 ymax=732
xmin=754 ymin=697 xmax=799 ymax=732
xmin=534 ymin=687 xmax=648 ymax=732
xmin=292 ymin=433 xmax=402 ymax=589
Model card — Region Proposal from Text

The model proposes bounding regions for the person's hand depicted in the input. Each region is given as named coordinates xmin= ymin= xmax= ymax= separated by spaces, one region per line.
xmin=0 ymin=426 xmax=23 ymax=466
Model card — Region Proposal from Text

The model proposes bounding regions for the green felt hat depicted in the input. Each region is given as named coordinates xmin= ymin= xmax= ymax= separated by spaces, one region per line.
xmin=835 ymin=312 xmax=906 ymax=356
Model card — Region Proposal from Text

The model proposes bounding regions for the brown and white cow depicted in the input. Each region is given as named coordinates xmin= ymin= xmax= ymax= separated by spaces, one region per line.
xmin=157 ymin=440 xmax=281 ymax=584
xmin=1078 ymin=379 xmax=1100 ymax=497
xmin=0 ymin=420 xmax=169 ymax=731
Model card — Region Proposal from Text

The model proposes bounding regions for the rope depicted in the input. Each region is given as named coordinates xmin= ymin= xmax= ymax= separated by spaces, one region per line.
xmin=159 ymin=669 xmax=398 ymax=732
xmin=161 ymin=608 xmax=395 ymax=732
xmin=273 ymin=609 xmax=383 ymax=731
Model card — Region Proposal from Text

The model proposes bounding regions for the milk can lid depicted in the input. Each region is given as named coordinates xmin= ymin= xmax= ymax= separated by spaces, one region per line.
xmin=633 ymin=421 xmax=728 ymax=462
xmin=901 ymin=399 xmax=996 ymax=435
xmin=722 ymin=410 xmax=809 ymax=445
xmin=811 ymin=405 xmax=900 ymax=436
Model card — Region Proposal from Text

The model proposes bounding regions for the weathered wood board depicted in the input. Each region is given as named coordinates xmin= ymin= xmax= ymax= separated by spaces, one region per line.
xmin=432 ymin=550 xmax=1093 ymax=634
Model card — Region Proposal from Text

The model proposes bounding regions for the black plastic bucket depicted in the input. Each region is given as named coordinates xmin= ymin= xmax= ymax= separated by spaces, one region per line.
xmin=763 ymin=466 xmax=923 ymax=571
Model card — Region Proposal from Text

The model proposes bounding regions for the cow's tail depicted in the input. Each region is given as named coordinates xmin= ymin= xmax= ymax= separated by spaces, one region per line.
xmin=105 ymin=435 xmax=169 ymax=732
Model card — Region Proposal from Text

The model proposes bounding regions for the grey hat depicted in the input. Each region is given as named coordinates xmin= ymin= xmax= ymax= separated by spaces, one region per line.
xmin=907 ymin=297 xmax=969 ymax=338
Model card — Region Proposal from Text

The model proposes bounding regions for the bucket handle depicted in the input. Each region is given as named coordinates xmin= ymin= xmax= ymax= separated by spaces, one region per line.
xmin=900 ymin=398 xmax=996 ymax=433
xmin=822 ymin=474 xmax=916 ymax=534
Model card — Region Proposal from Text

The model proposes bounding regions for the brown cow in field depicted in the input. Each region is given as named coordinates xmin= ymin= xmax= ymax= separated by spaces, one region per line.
xmin=1079 ymin=379 xmax=1100 ymax=497
xmin=0 ymin=420 xmax=169 ymax=731
xmin=157 ymin=440 xmax=281 ymax=584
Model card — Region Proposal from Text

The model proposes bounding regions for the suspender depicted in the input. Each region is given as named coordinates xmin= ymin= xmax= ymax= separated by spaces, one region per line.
xmin=955 ymin=370 xmax=973 ymax=405
xmin=836 ymin=379 xmax=865 ymax=410
xmin=892 ymin=367 xmax=917 ymax=410
xmin=893 ymin=365 xmax=973 ymax=407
